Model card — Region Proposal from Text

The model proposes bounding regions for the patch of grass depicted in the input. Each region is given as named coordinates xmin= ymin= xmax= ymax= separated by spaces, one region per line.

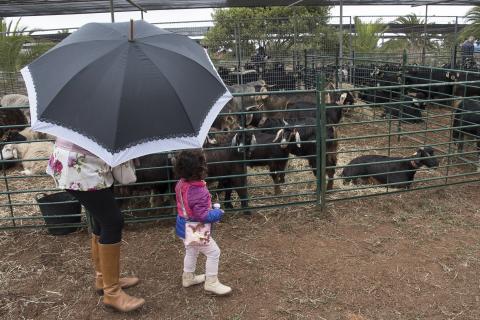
xmin=228 ymin=304 xmax=247 ymax=320
xmin=392 ymin=214 xmax=408 ymax=226
xmin=278 ymin=222 xmax=294 ymax=234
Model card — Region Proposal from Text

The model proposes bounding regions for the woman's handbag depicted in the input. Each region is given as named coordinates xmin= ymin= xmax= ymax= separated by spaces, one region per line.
xmin=179 ymin=185 xmax=211 ymax=246
xmin=112 ymin=160 xmax=137 ymax=184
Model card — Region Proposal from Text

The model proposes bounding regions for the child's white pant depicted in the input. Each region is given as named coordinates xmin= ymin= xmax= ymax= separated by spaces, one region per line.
xmin=184 ymin=238 xmax=220 ymax=276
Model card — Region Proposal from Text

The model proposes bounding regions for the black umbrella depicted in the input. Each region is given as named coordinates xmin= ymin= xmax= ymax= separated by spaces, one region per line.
xmin=22 ymin=20 xmax=232 ymax=166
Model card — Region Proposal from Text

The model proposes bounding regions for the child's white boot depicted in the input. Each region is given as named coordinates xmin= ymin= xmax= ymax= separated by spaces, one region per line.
xmin=204 ymin=276 xmax=232 ymax=295
xmin=182 ymin=272 xmax=205 ymax=287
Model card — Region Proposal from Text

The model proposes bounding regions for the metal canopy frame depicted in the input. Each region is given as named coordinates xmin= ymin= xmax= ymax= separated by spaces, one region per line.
xmin=0 ymin=0 xmax=478 ymax=17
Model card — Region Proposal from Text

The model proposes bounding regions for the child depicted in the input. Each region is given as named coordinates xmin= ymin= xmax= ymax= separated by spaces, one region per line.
xmin=174 ymin=149 xmax=232 ymax=296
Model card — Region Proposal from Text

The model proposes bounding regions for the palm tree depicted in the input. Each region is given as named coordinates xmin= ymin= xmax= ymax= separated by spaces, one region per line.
xmin=0 ymin=18 xmax=56 ymax=92
xmin=462 ymin=6 xmax=480 ymax=39
xmin=18 ymin=41 xmax=56 ymax=68
xmin=0 ymin=18 xmax=31 ymax=91
xmin=396 ymin=14 xmax=427 ymax=49
xmin=381 ymin=14 xmax=438 ymax=54
xmin=0 ymin=18 xmax=29 ymax=73
xmin=353 ymin=17 xmax=388 ymax=54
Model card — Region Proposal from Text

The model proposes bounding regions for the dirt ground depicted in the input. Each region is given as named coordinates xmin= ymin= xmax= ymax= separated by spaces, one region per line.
xmin=1 ymin=181 xmax=480 ymax=320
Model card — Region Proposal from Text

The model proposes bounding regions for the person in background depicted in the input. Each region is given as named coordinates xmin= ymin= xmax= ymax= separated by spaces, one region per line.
xmin=250 ymin=46 xmax=268 ymax=73
xmin=473 ymin=40 xmax=480 ymax=63
xmin=174 ymin=149 xmax=232 ymax=296
xmin=461 ymin=36 xmax=475 ymax=68
xmin=46 ymin=138 xmax=145 ymax=312
xmin=214 ymin=48 xmax=227 ymax=60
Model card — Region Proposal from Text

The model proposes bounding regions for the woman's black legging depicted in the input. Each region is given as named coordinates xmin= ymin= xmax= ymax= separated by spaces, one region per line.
xmin=67 ymin=188 xmax=124 ymax=244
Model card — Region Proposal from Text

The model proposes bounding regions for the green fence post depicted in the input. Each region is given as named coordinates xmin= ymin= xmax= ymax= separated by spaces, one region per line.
xmin=452 ymin=17 xmax=458 ymax=68
xmin=316 ymin=75 xmax=327 ymax=211
xmin=240 ymin=92 xmax=248 ymax=212
xmin=234 ymin=23 xmax=241 ymax=85
xmin=1 ymin=158 xmax=15 ymax=227
xmin=386 ymin=110 xmax=393 ymax=192
xmin=293 ymin=14 xmax=298 ymax=66
xmin=349 ymin=50 xmax=354 ymax=85
xmin=397 ymin=49 xmax=408 ymax=142
xmin=446 ymin=105 xmax=455 ymax=184
xmin=167 ymin=157 xmax=175 ymax=215
xmin=304 ymin=49 xmax=308 ymax=83
xmin=424 ymin=67 xmax=433 ymax=145
xmin=335 ymin=51 xmax=340 ymax=89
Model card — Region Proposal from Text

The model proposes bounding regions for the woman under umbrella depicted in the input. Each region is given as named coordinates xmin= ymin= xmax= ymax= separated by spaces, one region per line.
xmin=23 ymin=20 xmax=232 ymax=312
xmin=47 ymin=139 xmax=143 ymax=312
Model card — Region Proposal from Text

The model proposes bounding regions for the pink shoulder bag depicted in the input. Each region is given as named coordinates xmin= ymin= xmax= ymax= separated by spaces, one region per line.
xmin=179 ymin=185 xmax=211 ymax=246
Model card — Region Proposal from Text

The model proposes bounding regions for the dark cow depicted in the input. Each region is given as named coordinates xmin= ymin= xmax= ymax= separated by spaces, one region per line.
xmin=245 ymin=105 xmax=286 ymax=131
xmin=282 ymin=95 xmax=354 ymax=124
xmin=277 ymin=117 xmax=338 ymax=190
xmin=262 ymin=62 xmax=298 ymax=91
xmin=212 ymin=80 xmax=268 ymax=131
xmin=246 ymin=130 xmax=290 ymax=195
xmin=204 ymin=131 xmax=253 ymax=213
xmin=444 ymin=70 xmax=480 ymax=98
xmin=403 ymin=66 xmax=455 ymax=100
xmin=0 ymin=107 xmax=28 ymax=136
xmin=341 ymin=146 xmax=439 ymax=189
xmin=114 ymin=153 xmax=175 ymax=212
xmin=382 ymin=92 xmax=427 ymax=123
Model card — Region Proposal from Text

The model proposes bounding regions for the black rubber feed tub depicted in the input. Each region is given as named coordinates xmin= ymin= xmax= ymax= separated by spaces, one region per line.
xmin=36 ymin=192 xmax=82 ymax=235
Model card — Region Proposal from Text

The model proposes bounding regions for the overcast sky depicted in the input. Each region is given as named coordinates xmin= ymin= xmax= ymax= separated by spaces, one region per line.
xmin=7 ymin=5 xmax=474 ymax=31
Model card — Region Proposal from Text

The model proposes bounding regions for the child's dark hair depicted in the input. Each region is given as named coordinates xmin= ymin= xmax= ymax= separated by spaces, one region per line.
xmin=174 ymin=149 xmax=207 ymax=181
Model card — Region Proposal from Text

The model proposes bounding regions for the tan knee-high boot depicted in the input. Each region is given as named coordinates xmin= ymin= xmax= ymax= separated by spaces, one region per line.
xmin=98 ymin=243 xmax=145 ymax=312
xmin=91 ymin=235 xmax=139 ymax=294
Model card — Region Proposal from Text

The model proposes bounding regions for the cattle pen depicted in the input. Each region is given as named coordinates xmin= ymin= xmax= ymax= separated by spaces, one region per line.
xmin=1 ymin=53 xmax=479 ymax=231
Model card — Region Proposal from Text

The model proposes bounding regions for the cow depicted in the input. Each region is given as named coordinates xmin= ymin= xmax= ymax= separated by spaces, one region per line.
xmin=212 ymin=80 xmax=269 ymax=131
xmin=276 ymin=117 xmax=338 ymax=190
xmin=341 ymin=146 xmax=439 ymax=189
xmin=262 ymin=62 xmax=297 ymax=91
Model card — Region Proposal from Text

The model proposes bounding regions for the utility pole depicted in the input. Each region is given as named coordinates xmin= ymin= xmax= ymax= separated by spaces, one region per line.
xmin=339 ymin=0 xmax=344 ymax=61
xmin=109 ymin=0 xmax=115 ymax=22
xmin=422 ymin=5 xmax=428 ymax=64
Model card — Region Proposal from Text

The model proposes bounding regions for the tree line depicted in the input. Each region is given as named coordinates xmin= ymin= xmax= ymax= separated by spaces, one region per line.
xmin=1 ymin=6 xmax=479 ymax=77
